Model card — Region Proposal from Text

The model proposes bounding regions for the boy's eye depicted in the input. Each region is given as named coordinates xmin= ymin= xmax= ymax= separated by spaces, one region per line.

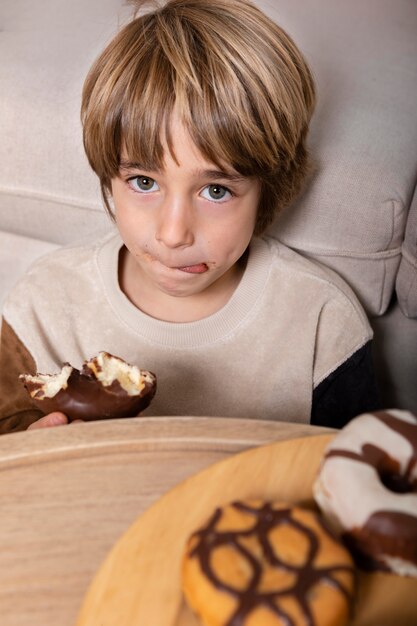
xmin=128 ymin=176 xmax=159 ymax=193
xmin=201 ymin=184 xmax=232 ymax=202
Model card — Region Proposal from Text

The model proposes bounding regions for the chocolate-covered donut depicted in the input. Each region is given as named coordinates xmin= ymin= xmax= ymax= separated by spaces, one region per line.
xmin=313 ymin=410 xmax=417 ymax=576
xmin=20 ymin=352 xmax=156 ymax=422
xmin=182 ymin=500 xmax=356 ymax=626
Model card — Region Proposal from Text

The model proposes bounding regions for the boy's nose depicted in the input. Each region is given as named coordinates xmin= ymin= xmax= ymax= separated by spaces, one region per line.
xmin=155 ymin=200 xmax=194 ymax=249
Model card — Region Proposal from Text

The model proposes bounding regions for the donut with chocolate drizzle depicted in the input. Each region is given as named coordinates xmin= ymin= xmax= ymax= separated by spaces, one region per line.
xmin=182 ymin=500 xmax=355 ymax=626
xmin=313 ymin=410 xmax=417 ymax=576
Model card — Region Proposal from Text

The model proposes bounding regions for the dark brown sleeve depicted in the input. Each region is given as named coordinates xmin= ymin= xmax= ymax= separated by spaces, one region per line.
xmin=0 ymin=317 xmax=43 ymax=433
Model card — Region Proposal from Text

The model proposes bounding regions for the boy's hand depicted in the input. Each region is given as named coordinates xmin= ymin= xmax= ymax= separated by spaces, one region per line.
xmin=27 ymin=412 xmax=70 ymax=429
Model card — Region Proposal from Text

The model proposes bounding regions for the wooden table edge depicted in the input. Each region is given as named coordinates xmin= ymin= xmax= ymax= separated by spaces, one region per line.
xmin=0 ymin=416 xmax=334 ymax=468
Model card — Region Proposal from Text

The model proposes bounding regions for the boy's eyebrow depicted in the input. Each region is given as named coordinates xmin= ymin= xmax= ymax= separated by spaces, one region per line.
xmin=119 ymin=159 xmax=146 ymax=171
xmin=196 ymin=168 xmax=247 ymax=183
xmin=119 ymin=160 xmax=246 ymax=183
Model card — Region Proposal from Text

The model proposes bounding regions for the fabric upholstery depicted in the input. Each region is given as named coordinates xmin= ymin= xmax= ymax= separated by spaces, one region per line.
xmin=396 ymin=185 xmax=417 ymax=318
xmin=0 ymin=0 xmax=126 ymax=242
xmin=265 ymin=0 xmax=417 ymax=316
xmin=371 ymin=302 xmax=417 ymax=410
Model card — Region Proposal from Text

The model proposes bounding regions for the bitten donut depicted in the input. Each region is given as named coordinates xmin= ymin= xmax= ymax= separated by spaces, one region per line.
xmin=182 ymin=500 xmax=355 ymax=626
xmin=313 ymin=410 xmax=417 ymax=576
xmin=20 ymin=352 xmax=156 ymax=421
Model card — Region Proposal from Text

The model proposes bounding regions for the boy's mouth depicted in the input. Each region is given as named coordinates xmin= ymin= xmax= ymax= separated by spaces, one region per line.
xmin=142 ymin=252 xmax=209 ymax=274
xmin=176 ymin=263 xmax=209 ymax=274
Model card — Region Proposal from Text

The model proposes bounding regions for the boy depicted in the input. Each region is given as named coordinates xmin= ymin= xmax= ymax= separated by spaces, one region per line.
xmin=0 ymin=0 xmax=379 ymax=433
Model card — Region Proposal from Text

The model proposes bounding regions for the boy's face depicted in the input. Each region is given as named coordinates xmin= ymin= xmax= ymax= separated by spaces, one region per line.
xmin=111 ymin=117 xmax=260 ymax=321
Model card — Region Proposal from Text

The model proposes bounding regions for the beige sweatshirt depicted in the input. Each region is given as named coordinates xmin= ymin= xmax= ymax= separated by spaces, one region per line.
xmin=0 ymin=232 xmax=372 ymax=433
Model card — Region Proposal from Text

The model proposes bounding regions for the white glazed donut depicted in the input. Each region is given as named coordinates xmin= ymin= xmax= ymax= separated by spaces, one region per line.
xmin=313 ymin=409 xmax=417 ymax=576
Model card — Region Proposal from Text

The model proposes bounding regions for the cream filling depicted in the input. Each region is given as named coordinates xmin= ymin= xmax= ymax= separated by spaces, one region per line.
xmin=85 ymin=352 xmax=153 ymax=396
xmin=22 ymin=364 xmax=73 ymax=399
xmin=22 ymin=352 xmax=154 ymax=399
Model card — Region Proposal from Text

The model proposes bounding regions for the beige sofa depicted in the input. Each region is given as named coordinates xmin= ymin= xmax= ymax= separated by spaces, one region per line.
xmin=1 ymin=0 xmax=416 ymax=411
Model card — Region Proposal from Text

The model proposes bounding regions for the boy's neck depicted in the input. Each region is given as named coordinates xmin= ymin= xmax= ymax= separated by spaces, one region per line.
xmin=118 ymin=247 xmax=248 ymax=323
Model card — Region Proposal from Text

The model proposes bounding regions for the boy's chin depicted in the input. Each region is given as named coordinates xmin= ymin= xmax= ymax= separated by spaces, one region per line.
xmin=156 ymin=277 xmax=212 ymax=299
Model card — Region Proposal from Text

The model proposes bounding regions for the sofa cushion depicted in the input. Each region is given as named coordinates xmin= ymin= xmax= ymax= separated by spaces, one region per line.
xmin=0 ymin=231 xmax=59 ymax=312
xmin=396 ymin=185 xmax=417 ymax=318
xmin=0 ymin=192 xmax=111 ymax=246
xmin=264 ymin=0 xmax=417 ymax=316
xmin=371 ymin=300 xmax=417 ymax=412
xmin=0 ymin=0 xmax=127 ymax=244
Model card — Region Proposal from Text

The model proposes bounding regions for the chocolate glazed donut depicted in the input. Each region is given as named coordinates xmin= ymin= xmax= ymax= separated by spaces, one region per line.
xmin=314 ymin=410 xmax=417 ymax=576
xmin=20 ymin=352 xmax=157 ymax=422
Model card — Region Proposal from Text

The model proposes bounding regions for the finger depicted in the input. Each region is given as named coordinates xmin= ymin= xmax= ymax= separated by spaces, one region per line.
xmin=27 ymin=412 xmax=68 ymax=430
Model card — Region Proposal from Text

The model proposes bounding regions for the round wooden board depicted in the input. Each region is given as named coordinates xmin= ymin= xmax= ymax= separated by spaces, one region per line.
xmin=76 ymin=434 xmax=417 ymax=626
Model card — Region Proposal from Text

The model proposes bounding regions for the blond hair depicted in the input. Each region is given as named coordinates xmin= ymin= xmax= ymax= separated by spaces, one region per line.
xmin=81 ymin=0 xmax=315 ymax=234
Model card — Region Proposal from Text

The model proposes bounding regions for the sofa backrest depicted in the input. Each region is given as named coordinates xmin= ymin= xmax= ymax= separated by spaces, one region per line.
xmin=265 ymin=0 xmax=417 ymax=318
xmin=0 ymin=0 xmax=124 ymax=246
